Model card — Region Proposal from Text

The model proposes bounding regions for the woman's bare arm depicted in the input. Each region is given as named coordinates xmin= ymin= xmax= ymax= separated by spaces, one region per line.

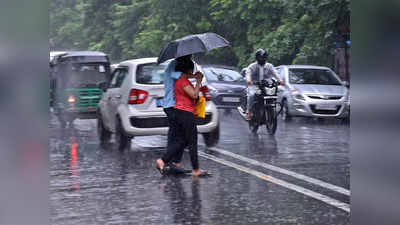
xmin=183 ymin=74 xmax=202 ymax=99
xmin=183 ymin=81 xmax=200 ymax=99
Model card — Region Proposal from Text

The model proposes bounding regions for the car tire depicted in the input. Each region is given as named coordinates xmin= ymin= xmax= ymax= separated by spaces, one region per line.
xmin=203 ymin=124 xmax=220 ymax=147
xmin=59 ymin=116 xmax=67 ymax=129
xmin=281 ymin=99 xmax=292 ymax=121
xmin=67 ymin=118 xmax=75 ymax=128
xmin=97 ymin=115 xmax=111 ymax=145
xmin=115 ymin=117 xmax=131 ymax=151
xmin=56 ymin=113 xmax=68 ymax=129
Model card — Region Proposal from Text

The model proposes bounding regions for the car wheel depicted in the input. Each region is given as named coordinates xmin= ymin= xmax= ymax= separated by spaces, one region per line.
xmin=248 ymin=107 xmax=260 ymax=134
xmin=97 ymin=115 xmax=111 ymax=145
xmin=58 ymin=116 xmax=67 ymax=128
xmin=203 ymin=124 xmax=220 ymax=147
xmin=67 ymin=118 xmax=75 ymax=128
xmin=115 ymin=117 xmax=131 ymax=151
xmin=281 ymin=99 xmax=292 ymax=121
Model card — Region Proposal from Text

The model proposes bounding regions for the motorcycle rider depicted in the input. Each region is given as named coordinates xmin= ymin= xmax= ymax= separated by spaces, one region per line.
xmin=243 ymin=49 xmax=282 ymax=120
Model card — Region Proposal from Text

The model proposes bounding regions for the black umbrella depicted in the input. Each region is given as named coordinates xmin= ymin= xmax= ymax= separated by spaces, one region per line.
xmin=157 ymin=32 xmax=230 ymax=64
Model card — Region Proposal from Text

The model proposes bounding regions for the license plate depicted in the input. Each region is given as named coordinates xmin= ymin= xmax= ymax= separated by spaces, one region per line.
xmin=156 ymin=98 xmax=163 ymax=107
xmin=315 ymin=104 xmax=337 ymax=110
xmin=222 ymin=97 xmax=240 ymax=102
xmin=87 ymin=106 xmax=96 ymax=111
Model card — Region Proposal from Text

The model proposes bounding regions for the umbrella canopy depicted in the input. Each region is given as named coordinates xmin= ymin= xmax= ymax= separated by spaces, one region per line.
xmin=157 ymin=32 xmax=230 ymax=64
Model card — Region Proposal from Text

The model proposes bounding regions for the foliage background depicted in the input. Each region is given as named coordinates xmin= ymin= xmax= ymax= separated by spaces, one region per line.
xmin=50 ymin=0 xmax=350 ymax=70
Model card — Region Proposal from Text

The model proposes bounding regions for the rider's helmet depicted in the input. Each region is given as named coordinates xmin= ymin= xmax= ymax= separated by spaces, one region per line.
xmin=255 ymin=49 xmax=268 ymax=65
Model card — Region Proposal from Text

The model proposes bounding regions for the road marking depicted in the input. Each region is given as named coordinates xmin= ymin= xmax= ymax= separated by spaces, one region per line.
xmin=205 ymin=146 xmax=350 ymax=196
xmin=199 ymin=151 xmax=350 ymax=213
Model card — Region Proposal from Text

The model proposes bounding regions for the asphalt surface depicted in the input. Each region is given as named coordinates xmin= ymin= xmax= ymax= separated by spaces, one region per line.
xmin=50 ymin=110 xmax=350 ymax=225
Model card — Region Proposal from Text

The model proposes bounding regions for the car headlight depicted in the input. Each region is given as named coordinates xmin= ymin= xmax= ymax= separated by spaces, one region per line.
xmin=293 ymin=94 xmax=305 ymax=101
xmin=291 ymin=88 xmax=305 ymax=101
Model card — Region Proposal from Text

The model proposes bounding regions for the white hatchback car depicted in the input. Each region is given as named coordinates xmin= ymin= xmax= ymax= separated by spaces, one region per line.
xmin=97 ymin=57 xmax=220 ymax=150
xmin=275 ymin=65 xmax=350 ymax=120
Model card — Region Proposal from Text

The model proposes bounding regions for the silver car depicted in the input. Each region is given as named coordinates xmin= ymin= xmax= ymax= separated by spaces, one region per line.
xmin=97 ymin=57 xmax=220 ymax=150
xmin=275 ymin=65 xmax=350 ymax=120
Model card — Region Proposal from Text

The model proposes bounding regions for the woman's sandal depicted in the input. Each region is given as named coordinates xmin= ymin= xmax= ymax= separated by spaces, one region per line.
xmin=193 ymin=170 xmax=211 ymax=177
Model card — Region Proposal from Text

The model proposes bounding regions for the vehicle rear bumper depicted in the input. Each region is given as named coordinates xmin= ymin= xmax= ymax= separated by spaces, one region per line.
xmin=119 ymin=102 xmax=219 ymax=136
xmin=55 ymin=106 xmax=98 ymax=119
xmin=211 ymin=93 xmax=244 ymax=109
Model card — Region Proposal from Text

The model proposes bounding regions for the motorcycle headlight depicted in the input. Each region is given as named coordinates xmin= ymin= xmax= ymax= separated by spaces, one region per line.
xmin=265 ymin=87 xmax=276 ymax=95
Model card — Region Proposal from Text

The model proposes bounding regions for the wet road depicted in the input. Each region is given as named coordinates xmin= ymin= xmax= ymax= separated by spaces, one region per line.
xmin=50 ymin=110 xmax=350 ymax=225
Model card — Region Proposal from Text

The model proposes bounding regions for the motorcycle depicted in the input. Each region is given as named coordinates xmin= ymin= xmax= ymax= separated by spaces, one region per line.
xmin=238 ymin=78 xmax=280 ymax=135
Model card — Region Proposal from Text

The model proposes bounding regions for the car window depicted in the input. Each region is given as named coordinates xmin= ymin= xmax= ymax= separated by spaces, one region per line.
xmin=109 ymin=68 xmax=128 ymax=88
xmin=203 ymin=67 xmax=244 ymax=82
xmin=109 ymin=70 xmax=120 ymax=86
xmin=136 ymin=63 xmax=167 ymax=84
xmin=288 ymin=69 xmax=341 ymax=85
xmin=60 ymin=63 xmax=108 ymax=88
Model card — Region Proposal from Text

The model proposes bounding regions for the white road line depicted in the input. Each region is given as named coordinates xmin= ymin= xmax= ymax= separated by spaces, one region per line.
xmin=199 ymin=151 xmax=350 ymax=213
xmin=205 ymin=146 xmax=350 ymax=196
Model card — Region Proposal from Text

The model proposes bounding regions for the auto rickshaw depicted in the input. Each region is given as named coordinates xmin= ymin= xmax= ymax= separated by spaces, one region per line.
xmin=50 ymin=51 xmax=111 ymax=128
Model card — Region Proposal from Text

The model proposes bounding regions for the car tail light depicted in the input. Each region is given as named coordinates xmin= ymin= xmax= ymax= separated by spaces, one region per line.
xmin=67 ymin=95 xmax=75 ymax=104
xmin=200 ymin=86 xmax=212 ymax=101
xmin=128 ymin=89 xmax=148 ymax=104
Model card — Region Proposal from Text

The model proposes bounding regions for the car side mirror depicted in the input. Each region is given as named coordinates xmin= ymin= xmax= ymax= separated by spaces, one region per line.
xmin=98 ymin=81 xmax=108 ymax=92
xmin=342 ymin=81 xmax=350 ymax=87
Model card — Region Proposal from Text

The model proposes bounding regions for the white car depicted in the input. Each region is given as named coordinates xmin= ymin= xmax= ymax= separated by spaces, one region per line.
xmin=97 ymin=57 xmax=220 ymax=150
xmin=275 ymin=65 xmax=350 ymax=120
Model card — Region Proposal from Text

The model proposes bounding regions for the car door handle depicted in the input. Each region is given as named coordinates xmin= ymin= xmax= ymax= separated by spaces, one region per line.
xmin=115 ymin=94 xmax=122 ymax=99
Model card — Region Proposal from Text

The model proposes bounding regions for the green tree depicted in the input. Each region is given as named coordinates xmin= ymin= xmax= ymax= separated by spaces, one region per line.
xmin=50 ymin=0 xmax=85 ymax=50
xmin=50 ymin=0 xmax=350 ymax=69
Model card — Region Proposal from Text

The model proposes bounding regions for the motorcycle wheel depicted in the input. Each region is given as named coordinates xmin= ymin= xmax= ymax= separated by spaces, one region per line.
xmin=248 ymin=108 xmax=259 ymax=134
xmin=266 ymin=106 xmax=277 ymax=135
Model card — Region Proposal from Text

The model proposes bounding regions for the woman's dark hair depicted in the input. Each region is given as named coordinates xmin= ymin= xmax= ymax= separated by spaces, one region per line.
xmin=175 ymin=57 xmax=194 ymax=73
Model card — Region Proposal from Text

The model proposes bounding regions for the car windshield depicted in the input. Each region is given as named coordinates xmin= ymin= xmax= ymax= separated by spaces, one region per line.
xmin=288 ymin=68 xmax=341 ymax=85
xmin=136 ymin=63 xmax=167 ymax=84
xmin=63 ymin=63 xmax=108 ymax=88
xmin=203 ymin=67 xmax=244 ymax=82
